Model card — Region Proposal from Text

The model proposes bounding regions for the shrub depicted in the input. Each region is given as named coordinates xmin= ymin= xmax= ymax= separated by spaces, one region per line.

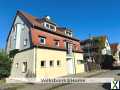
xmin=0 ymin=51 xmax=12 ymax=79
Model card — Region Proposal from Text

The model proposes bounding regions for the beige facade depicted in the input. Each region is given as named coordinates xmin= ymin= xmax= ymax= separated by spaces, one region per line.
xmin=10 ymin=49 xmax=35 ymax=78
xmin=9 ymin=48 xmax=84 ymax=79
xmin=36 ymin=48 xmax=67 ymax=78
xmin=74 ymin=53 xmax=84 ymax=74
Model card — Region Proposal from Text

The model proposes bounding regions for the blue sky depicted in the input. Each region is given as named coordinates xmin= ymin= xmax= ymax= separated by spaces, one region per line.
xmin=0 ymin=0 xmax=120 ymax=48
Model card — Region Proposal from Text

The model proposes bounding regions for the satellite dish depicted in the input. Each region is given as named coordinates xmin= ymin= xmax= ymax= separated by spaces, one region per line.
xmin=45 ymin=16 xmax=51 ymax=20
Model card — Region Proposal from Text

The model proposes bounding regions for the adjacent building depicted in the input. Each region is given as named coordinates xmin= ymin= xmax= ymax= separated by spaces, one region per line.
xmin=110 ymin=43 xmax=120 ymax=66
xmin=80 ymin=36 xmax=112 ymax=71
xmin=6 ymin=11 xmax=85 ymax=81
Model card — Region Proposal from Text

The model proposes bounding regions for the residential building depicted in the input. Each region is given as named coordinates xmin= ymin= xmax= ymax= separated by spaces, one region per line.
xmin=110 ymin=43 xmax=120 ymax=66
xmin=80 ymin=36 xmax=112 ymax=71
xmin=6 ymin=11 xmax=84 ymax=81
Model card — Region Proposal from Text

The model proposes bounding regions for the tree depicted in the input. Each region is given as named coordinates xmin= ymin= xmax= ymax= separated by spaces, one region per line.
xmin=0 ymin=51 xmax=12 ymax=79
xmin=92 ymin=37 xmax=105 ymax=70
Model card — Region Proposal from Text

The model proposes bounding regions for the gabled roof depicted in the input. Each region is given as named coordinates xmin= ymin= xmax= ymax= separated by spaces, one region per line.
xmin=6 ymin=10 xmax=83 ymax=52
xmin=7 ymin=10 xmax=80 ymax=42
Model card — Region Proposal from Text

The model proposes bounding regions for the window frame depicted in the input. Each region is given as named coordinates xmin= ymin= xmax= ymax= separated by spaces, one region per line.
xmin=24 ymin=38 xmax=28 ymax=46
xmin=44 ymin=22 xmax=56 ymax=31
xmin=39 ymin=36 xmax=46 ymax=45
xmin=22 ymin=62 xmax=27 ymax=73
xmin=16 ymin=63 xmax=19 ymax=68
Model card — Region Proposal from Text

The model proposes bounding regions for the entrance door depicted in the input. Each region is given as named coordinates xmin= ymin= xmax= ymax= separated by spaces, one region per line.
xmin=66 ymin=58 xmax=74 ymax=74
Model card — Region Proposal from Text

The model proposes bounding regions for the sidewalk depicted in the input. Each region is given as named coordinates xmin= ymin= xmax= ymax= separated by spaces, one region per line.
xmin=0 ymin=70 xmax=109 ymax=90
xmin=70 ymin=69 xmax=109 ymax=78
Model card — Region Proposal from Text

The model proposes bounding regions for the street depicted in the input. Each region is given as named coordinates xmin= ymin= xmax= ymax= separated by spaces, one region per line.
xmin=1 ymin=70 xmax=120 ymax=90
xmin=50 ymin=70 xmax=120 ymax=90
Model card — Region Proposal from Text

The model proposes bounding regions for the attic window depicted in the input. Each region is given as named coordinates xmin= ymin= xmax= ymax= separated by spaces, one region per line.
xmin=46 ymin=23 xmax=49 ymax=28
xmin=50 ymin=25 xmax=55 ymax=30
xmin=65 ymin=31 xmax=72 ymax=37
xmin=44 ymin=22 xmax=56 ymax=31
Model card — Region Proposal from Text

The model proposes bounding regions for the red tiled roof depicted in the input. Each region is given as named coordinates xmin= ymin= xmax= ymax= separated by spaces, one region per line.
xmin=16 ymin=10 xmax=83 ymax=52
xmin=17 ymin=11 xmax=81 ymax=41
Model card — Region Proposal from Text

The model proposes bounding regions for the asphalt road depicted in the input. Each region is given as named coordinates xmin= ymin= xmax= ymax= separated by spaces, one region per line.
xmin=51 ymin=70 xmax=120 ymax=90
xmin=1 ymin=70 xmax=120 ymax=90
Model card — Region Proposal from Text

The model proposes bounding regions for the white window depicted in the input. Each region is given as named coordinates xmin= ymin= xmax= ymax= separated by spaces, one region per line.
xmin=41 ymin=61 xmax=46 ymax=67
xmin=50 ymin=60 xmax=54 ymax=67
xmin=39 ymin=37 xmax=46 ymax=44
xmin=46 ymin=23 xmax=49 ymax=29
xmin=44 ymin=22 xmax=56 ymax=31
xmin=22 ymin=62 xmax=27 ymax=73
xmin=14 ymin=34 xmax=16 ymax=40
xmin=65 ymin=31 xmax=72 ymax=37
xmin=16 ymin=63 xmax=19 ymax=68
xmin=13 ymin=35 xmax=16 ymax=48
xmin=24 ymin=39 xmax=28 ymax=46
xmin=64 ymin=41 xmax=67 ymax=48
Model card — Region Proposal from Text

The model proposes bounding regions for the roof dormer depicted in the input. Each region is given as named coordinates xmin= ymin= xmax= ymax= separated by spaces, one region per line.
xmin=43 ymin=22 xmax=56 ymax=31
xmin=42 ymin=16 xmax=56 ymax=31
xmin=65 ymin=29 xmax=72 ymax=37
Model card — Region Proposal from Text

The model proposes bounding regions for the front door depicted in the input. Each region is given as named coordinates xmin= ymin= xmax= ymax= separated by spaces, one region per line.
xmin=66 ymin=58 xmax=74 ymax=74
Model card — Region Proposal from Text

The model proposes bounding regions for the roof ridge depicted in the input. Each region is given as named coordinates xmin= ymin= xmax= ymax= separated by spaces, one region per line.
xmin=17 ymin=10 xmax=37 ymax=19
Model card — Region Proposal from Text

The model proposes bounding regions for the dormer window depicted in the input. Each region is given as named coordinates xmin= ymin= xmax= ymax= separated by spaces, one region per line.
xmin=65 ymin=30 xmax=72 ymax=37
xmin=46 ymin=23 xmax=49 ymax=28
xmin=43 ymin=22 xmax=56 ymax=31
xmin=50 ymin=25 xmax=55 ymax=30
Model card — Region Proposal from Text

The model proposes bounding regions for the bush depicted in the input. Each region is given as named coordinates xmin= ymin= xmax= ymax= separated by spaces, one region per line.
xmin=0 ymin=51 xmax=12 ymax=79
